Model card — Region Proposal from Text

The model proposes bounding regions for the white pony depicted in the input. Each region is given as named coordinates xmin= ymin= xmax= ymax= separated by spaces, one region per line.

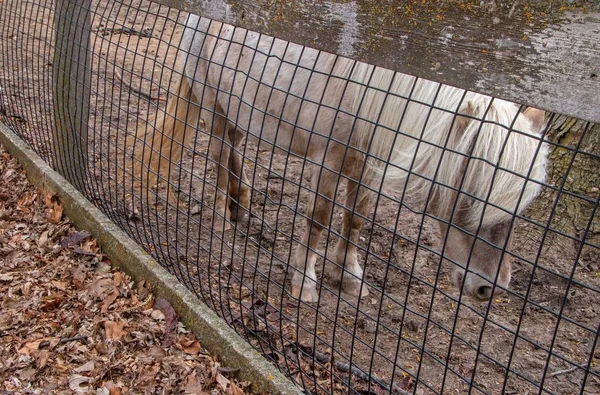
xmin=134 ymin=15 xmax=548 ymax=302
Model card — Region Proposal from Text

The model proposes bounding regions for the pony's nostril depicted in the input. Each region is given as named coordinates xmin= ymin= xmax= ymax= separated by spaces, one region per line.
xmin=476 ymin=285 xmax=493 ymax=300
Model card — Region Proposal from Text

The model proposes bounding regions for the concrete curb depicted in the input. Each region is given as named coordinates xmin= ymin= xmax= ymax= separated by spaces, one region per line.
xmin=0 ymin=123 xmax=301 ymax=395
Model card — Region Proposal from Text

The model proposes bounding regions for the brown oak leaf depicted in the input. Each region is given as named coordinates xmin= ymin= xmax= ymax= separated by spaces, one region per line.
xmin=154 ymin=297 xmax=177 ymax=347
xmin=104 ymin=320 xmax=127 ymax=341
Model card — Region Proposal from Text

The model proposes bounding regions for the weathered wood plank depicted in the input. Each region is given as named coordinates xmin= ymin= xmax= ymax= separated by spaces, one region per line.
xmin=53 ymin=0 xmax=91 ymax=192
xmin=151 ymin=0 xmax=600 ymax=123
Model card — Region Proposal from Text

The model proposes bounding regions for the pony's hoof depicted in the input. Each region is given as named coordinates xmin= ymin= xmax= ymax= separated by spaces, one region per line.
xmin=343 ymin=280 xmax=369 ymax=298
xmin=291 ymin=284 xmax=319 ymax=303
xmin=213 ymin=218 xmax=232 ymax=232
xmin=229 ymin=204 xmax=248 ymax=223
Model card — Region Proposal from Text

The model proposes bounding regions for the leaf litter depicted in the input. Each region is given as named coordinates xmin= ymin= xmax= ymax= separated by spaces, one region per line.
xmin=0 ymin=144 xmax=253 ymax=393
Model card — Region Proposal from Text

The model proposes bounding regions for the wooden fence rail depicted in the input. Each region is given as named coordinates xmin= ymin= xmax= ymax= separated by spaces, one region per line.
xmin=51 ymin=1 xmax=600 ymax=186
xmin=150 ymin=0 xmax=600 ymax=123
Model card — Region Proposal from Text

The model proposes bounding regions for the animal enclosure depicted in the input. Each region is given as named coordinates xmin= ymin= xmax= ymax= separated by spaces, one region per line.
xmin=0 ymin=0 xmax=599 ymax=394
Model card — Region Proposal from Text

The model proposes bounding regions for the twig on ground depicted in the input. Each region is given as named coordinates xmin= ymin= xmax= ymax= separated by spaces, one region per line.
xmin=333 ymin=361 xmax=411 ymax=395
xmin=507 ymin=0 xmax=520 ymax=18
xmin=548 ymin=366 xmax=578 ymax=378
xmin=267 ymin=173 xmax=283 ymax=180
xmin=100 ymin=27 xmax=152 ymax=38
xmin=58 ymin=335 xmax=88 ymax=345
xmin=113 ymin=68 xmax=162 ymax=102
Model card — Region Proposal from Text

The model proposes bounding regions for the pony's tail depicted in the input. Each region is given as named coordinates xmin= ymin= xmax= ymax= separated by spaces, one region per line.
xmin=129 ymin=76 xmax=200 ymax=202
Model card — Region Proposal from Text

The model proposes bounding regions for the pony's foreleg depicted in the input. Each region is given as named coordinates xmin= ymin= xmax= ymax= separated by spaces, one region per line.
xmin=332 ymin=178 xmax=370 ymax=298
xmin=291 ymin=165 xmax=337 ymax=303
xmin=209 ymin=114 xmax=233 ymax=231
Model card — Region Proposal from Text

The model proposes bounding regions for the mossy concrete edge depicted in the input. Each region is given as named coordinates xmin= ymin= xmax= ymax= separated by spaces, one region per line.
xmin=0 ymin=123 xmax=300 ymax=395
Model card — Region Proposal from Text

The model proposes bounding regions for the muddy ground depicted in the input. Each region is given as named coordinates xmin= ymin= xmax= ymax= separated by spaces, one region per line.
xmin=1 ymin=0 xmax=599 ymax=394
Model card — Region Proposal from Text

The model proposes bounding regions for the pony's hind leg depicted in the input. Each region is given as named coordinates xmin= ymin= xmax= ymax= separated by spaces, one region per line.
xmin=132 ymin=76 xmax=198 ymax=204
xmin=331 ymin=177 xmax=371 ymax=298
xmin=227 ymin=142 xmax=250 ymax=222
xmin=291 ymin=164 xmax=338 ymax=303
xmin=208 ymin=113 xmax=233 ymax=231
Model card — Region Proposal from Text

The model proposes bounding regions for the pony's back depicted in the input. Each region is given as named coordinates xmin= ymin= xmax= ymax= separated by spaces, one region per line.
xmin=181 ymin=15 xmax=548 ymax=230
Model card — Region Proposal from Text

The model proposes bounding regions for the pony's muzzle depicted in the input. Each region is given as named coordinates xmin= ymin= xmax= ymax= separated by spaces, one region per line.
xmin=451 ymin=270 xmax=507 ymax=301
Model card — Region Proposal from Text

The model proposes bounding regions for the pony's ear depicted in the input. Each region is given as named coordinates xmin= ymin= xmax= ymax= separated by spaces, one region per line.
xmin=523 ymin=108 xmax=546 ymax=134
xmin=454 ymin=100 xmax=479 ymax=136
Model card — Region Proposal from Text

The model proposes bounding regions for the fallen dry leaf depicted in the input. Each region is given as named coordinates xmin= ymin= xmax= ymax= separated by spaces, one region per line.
xmin=20 ymin=281 xmax=32 ymax=296
xmin=136 ymin=363 xmax=160 ymax=389
xmin=216 ymin=372 xmax=230 ymax=392
xmin=44 ymin=193 xmax=55 ymax=209
xmin=0 ymin=273 xmax=14 ymax=282
xmin=151 ymin=309 xmax=165 ymax=320
xmin=179 ymin=337 xmax=201 ymax=355
xmin=136 ymin=280 xmax=149 ymax=300
xmin=49 ymin=199 xmax=64 ymax=223
xmin=101 ymin=287 xmax=119 ymax=314
xmin=35 ymin=349 xmax=50 ymax=369
xmin=38 ymin=230 xmax=49 ymax=246
xmin=51 ymin=280 xmax=68 ymax=291
xmin=103 ymin=381 xmax=123 ymax=395
xmin=229 ymin=380 xmax=245 ymax=395
xmin=68 ymin=374 xmax=89 ymax=393
xmin=18 ymin=367 xmax=36 ymax=382
xmin=104 ymin=320 xmax=128 ymax=341
xmin=147 ymin=345 xmax=167 ymax=362
xmin=19 ymin=339 xmax=43 ymax=356
xmin=40 ymin=294 xmax=66 ymax=311
xmin=89 ymin=277 xmax=113 ymax=299
xmin=106 ymin=382 xmax=123 ymax=395
xmin=60 ymin=230 xmax=92 ymax=247
xmin=80 ymin=238 xmax=98 ymax=254
xmin=185 ymin=370 xmax=208 ymax=394
xmin=113 ymin=271 xmax=126 ymax=286
xmin=72 ymin=266 xmax=87 ymax=289
xmin=17 ymin=193 xmax=36 ymax=208
xmin=73 ymin=360 xmax=95 ymax=373
xmin=0 ymin=144 xmax=252 ymax=394
xmin=154 ymin=297 xmax=177 ymax=347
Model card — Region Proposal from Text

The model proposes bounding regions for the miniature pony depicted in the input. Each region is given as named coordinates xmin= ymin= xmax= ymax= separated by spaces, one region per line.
xmin=133 ymin=16 xmax=548 ymax=302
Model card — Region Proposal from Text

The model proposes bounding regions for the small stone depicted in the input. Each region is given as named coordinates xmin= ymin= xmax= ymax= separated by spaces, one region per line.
xmin=362 ymin=319 xmax=377 ymax=334
xmin=405 ymin=320 xmax=419 ymax=332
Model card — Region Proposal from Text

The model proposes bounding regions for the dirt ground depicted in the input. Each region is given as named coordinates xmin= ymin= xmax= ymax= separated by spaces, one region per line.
xmin=0 ymin=144 xmax=253 ymax=394
xmin=1 ymin=0 xmax=599 ymax=394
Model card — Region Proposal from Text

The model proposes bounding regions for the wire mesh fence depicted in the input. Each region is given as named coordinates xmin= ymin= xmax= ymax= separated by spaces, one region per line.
xmin=1 ymin=0 xmax=599 ymax=394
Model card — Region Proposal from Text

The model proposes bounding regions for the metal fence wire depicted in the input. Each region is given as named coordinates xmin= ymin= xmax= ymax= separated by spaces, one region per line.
xmin=1 ymin=0 xmax=599 ymax=394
